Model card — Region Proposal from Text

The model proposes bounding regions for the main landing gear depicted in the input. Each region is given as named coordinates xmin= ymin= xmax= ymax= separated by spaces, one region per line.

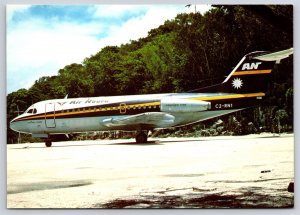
xmin=45 ymin=139 xmax=52 ymax=147
xmin=135 ymin=131 xmax=148 ymax=143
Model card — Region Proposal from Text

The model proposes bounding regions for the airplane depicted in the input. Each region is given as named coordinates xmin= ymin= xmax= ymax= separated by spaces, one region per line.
xmin=10 ymin=48 xmax=293 ymax=147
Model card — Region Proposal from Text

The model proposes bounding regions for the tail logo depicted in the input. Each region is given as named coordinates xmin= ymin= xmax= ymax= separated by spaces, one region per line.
xmin=232 ymin=78 xmax=243 ymax=89
xmin=242 ymin=62 xmax=262 ymax=70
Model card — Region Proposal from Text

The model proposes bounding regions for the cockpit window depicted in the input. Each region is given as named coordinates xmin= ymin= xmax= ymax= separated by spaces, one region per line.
xmin=25 ymin=108 xmax=37 ymax=114
xmin=26 ymin=108 xmax=33 ymax=114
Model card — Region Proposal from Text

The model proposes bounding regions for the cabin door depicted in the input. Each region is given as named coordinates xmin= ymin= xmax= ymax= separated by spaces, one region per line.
xmin=45 ymin=103 xmax=56 ymax=128
xmin=119 ymin=103 xmax=127 ymax=114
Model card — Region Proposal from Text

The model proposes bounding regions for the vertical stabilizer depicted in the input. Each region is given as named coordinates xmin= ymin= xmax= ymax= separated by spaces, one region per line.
xmin=192 ymin=48 xmax=293 ymax=94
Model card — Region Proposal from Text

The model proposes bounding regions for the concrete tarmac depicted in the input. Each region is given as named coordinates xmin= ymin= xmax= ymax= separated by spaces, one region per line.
xmin=7 ymin=133 xmax=294 ymax=208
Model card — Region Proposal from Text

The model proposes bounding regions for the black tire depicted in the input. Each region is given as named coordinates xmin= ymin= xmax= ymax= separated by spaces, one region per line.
xmin=45 ymin=140 xmax=52 ymax=147
xmin=135 ymin=132 xmax=148 ymax=143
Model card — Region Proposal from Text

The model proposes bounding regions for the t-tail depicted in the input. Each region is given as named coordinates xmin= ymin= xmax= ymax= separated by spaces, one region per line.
xmin=192 ymin=48 xmax=293 ymax=94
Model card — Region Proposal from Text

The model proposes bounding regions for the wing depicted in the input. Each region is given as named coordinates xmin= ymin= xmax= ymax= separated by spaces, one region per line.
xmin=102 ymin=112 xmax=175 ymax=130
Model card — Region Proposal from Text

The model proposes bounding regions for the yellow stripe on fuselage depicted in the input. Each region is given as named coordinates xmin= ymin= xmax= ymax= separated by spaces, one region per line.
xmin=232 ymin=70 xmax=271 ymax=76
xmin=190 ymin=92 xmax=265 ymax=101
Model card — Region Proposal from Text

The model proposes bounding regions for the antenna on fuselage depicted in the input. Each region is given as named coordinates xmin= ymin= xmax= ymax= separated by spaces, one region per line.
xmin=64 ymin=94 xmax=68 ymax=99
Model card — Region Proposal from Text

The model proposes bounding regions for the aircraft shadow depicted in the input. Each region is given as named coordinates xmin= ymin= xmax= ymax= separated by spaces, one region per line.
xmin=15 ymin=143 xmax=105 ymax=149
xmin=256 ymin=135 xmax=289 ymax=139
xmin=108 ymin=141 xmax=163 ymax=146
xmin=156 ymin=134 xmax=289 ymax=143
xmin=14 ymin=140 xmax=162 ymax=149
xmin=12 ymin=134 xmax=289 ymax=149
xmin=157 ymin=139 xmax=203 ymax=143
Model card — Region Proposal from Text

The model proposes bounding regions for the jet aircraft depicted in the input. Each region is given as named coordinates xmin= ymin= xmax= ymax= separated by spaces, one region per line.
xmin=10 ymin=48 xmax=293 ymax=147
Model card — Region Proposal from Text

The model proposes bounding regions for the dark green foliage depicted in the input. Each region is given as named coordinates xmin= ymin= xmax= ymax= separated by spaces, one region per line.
xmin=7 ymin=5 xmax=293 ymax=143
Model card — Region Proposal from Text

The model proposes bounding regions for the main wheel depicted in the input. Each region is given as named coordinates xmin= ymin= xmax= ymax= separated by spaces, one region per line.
xmin=135 ymin=132 xmax=148 ymax=143
xmin=45 ymin=140 xmax=52 ymax=147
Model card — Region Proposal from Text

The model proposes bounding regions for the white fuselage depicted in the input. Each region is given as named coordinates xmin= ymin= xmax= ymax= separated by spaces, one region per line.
xmin=10 ymin=91 xmax=263 ymax=136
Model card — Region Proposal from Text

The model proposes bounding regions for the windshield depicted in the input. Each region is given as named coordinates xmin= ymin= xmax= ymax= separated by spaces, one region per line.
xmin=25 ymin=106 xmax=37 ymax=114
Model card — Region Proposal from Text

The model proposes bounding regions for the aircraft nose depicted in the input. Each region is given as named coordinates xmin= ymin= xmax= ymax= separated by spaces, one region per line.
xmin=10 ymin=118 xmax=18 ymax=132
xmin=10 ymin=118 xmax=24 ymax=132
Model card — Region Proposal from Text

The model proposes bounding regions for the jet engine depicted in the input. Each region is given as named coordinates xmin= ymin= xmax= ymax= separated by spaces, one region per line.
xmin=160 ymin=98 xmax=211 ymax=112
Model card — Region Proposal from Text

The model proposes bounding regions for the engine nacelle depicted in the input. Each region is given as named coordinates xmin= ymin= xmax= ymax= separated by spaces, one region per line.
xmin=160 ymin=98 xmax=211 ymax=112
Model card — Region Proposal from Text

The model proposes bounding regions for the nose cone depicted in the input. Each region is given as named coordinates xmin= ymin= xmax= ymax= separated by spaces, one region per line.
xmin=10 ymin=117 xmax=28 ymax=133
xmin=10 ymin=118 xmax=19 ymax=132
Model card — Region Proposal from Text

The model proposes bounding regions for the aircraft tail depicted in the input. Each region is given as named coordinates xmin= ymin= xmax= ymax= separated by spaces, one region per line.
xmin=192 ymin=48 xmax=293 ymax=94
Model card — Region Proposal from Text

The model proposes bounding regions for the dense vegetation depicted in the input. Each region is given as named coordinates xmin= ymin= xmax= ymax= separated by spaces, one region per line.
xmin=7 ymin=5 xmax=293 ymax=143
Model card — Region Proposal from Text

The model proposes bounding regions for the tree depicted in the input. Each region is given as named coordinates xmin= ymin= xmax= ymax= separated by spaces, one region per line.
xmin=84 ymin=46 xmax=121 ymax=96
xmin=274 ymin=109 xmax=289 ymax=133
xmin=58 ymin=63 xmax=94 ymax=98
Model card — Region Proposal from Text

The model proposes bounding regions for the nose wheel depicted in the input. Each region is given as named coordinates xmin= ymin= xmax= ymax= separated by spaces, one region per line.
xmin=135 ymin=132 xmax=148 ymax=143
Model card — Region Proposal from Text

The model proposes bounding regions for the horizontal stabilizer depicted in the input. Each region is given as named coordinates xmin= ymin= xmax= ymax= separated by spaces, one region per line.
xmin=253 ymin=48 xmax=293 ymax=62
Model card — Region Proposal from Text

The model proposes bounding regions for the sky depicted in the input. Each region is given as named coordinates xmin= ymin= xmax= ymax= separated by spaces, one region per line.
xmin=7 ymin=4 xmax=211 ymax=94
